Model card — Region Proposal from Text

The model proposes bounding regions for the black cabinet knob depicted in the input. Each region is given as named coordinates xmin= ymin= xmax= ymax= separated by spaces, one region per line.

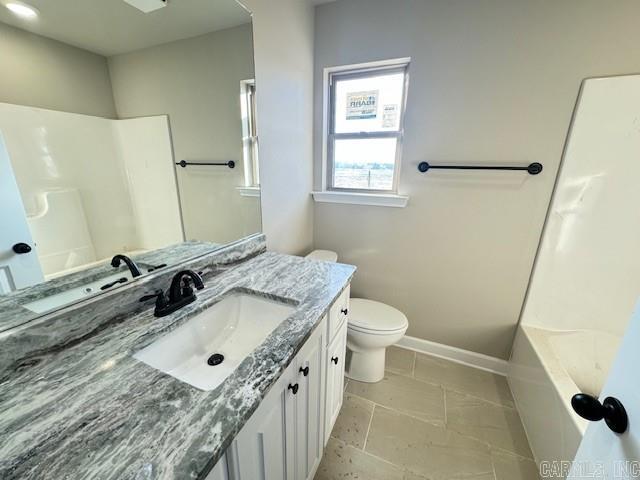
xmin=341 ymin=308 xmax=348 ymax=315
xmin=299 ymin=366 xmax=309 ymax=377
xmin=288 ymin=383 xmax=299 ymax=395
xmin=571 ymin=393 xmax=628 ymax=434
xmin=12 ymin=243 xmax=32 ymax=254
xmin=331 ymin=356 xmax=339 ymax=365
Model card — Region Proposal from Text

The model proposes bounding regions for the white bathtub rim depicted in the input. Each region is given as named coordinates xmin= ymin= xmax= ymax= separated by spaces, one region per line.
xmin=519 ymin=325 xmax=589 ymax=435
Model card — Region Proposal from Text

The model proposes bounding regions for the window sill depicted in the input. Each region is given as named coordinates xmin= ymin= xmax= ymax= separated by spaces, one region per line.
xmin=237 ymin=186 xmax=261 ymax=198
xmin=312 ymin=191 xmax=408 ymax=208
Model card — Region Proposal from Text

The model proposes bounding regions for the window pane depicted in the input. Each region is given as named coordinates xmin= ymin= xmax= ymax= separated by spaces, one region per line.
xmin=333 ymin=71 xmax=405 ymax=134
xmin=333 ymin=138 xmax=397 ymax=190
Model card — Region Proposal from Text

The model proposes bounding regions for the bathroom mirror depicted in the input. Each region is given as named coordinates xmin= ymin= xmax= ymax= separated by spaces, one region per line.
xmin=0 ymin=0 xmax=260 ymax=322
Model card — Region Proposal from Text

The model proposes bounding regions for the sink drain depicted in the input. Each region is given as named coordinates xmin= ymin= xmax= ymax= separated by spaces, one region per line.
xmin=207 ymin=353 xmax=224 ymax=366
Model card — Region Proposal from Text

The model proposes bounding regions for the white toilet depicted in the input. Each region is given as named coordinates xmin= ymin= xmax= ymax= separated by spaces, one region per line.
xmin=305 ymin=250 xmax=409 ymax=383
xmin=346 ymin=298 xmax=408 ymax=382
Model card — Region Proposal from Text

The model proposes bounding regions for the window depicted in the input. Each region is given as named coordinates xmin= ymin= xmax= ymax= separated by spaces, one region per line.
xmin=240 ymin=79 xmax=259 ymax=191
xmin=326 ymin=60 xmax=409 ymax=193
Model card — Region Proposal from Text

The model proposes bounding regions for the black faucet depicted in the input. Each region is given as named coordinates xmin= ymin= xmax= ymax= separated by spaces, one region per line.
xmin=151 ymin=270 xmax=205 ymax=317
xmin=111 ymin=254 xmax=142 ymax=278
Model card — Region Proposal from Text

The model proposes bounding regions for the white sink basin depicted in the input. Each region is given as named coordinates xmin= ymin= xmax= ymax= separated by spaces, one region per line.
xmin=133 ymin=293 xmax=295 ymax=391
xmin=24 ymin=271 xmax=135 ymax=314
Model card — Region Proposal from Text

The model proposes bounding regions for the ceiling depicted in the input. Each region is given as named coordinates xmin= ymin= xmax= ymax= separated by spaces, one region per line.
xmin=0 ymin=0 xmax=251 ymax=56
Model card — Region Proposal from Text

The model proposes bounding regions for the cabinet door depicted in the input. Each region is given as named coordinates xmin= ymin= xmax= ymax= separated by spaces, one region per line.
xmin=204 ymin=454 xmax=229 ymax=480
xmin=229 ymin=363 xmax=296 ymax=480
xmin=295 ymin=321 xmax=326 ymax=480
xmin=327 ymin=285 xmax=350 ymax=344
xmin=324 ymin=320 xmax=348 ymax=445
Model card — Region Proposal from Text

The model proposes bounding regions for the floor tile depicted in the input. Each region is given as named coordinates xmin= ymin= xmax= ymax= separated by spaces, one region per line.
xmin=330 ymin=393 xmax=374 ymax=449
xmin=314 ymin=437 xmax=404 ymax=480
xmin=385 ymin=346 xmax=415 ymax=377
xmin=404 ymin=467 xmax=494 ymax=480
xmin=492 ymin=449 xmax=540 ymax=480
xmin=446 ymin=391 xmax=533 ymax=458
xmin=414 ymin=353 xmax=514 ymax=407
xmin=402 ymin=472 xmax=434 ymax=480
xmin=346 ymin=373 xmax=445 ymax=425
xmin=365 ymin=406 xmax=494 ymax=480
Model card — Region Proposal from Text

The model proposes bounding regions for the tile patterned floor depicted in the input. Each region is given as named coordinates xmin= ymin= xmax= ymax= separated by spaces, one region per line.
xmin=314 ymin=346 xmax=540 ymax=480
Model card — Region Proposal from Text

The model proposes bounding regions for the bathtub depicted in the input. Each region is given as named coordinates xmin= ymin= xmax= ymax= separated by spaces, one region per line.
xmin=508 ymin=325 xmax=621 ymax=471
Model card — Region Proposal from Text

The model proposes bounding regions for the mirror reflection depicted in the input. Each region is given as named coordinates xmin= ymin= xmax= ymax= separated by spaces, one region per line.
xmin=0 ymin=0 xmax=259 ymax=314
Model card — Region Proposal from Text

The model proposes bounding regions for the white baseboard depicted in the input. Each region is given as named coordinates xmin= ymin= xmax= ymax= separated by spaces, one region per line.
xmin=396 ymin=335 xmax=509 ymax=376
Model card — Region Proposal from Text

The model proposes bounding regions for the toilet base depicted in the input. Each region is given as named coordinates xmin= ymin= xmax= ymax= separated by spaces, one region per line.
xmin=345 ymin=346 xmax=386 ymax=383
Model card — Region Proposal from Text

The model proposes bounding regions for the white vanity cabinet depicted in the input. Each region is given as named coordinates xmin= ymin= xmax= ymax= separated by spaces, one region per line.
xmin=207 ymin=285 xmax=350 ymax=480
xmin=295 ymin=320 xmax=326 ymax=480
xmin=225 ymin=315 xmax=326 ymax=480
xmin=324 ymin=320 xmax=347 ymax=445
xmin=324 ymin=286 xmax=349 ymax=445
xmin=226 ymin=356 xmax=297 ymax=480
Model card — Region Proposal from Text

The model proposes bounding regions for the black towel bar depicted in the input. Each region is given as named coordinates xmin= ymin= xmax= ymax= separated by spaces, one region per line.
xmin=176 ymin=160 xmax=235 ymax=169
xmin=418 ymin=162 xmax=543 ymax=175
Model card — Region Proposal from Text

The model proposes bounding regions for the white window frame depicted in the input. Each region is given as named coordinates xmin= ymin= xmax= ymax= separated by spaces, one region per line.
xmin=239 ymin=79 xmax=260 ymax=197
xmin=320 ymin=58 xmax=411 ymax=201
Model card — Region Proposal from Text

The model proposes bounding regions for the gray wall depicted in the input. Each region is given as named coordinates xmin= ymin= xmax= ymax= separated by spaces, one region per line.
xmin=0 ymin=22 xmax=116 ymax=118
xmin=313 ymin=0 xmax=640 ymax=359
xmin=108 ymin=24 xmax=260 ymax=245
xmin=242 ymin=0 xmax=315 ymax=255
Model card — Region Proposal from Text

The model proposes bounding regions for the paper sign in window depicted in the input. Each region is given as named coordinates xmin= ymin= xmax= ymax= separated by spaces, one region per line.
xmin=382 ymin=104 xmax=398 ymax=128
xmin=346 ymin=90 xmax=378 ymax=120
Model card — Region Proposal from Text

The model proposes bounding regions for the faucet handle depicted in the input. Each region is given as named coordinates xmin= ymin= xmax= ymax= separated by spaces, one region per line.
xmin=139 ymin=290 xmax=167 ymax=310
xmin=181 ymin=278 xmax=194 ymax=298
xmin=155 ymin=292 xmax=169 ymax=310
xmin=146 ymin=263 xmax=167 ymax=273
xmin=139 ymin=290 xmax=161 ymax=302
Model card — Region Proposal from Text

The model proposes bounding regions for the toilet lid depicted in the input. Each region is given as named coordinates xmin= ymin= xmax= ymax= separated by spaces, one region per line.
xmin=348 ymin=298 xmax=408 ymax=333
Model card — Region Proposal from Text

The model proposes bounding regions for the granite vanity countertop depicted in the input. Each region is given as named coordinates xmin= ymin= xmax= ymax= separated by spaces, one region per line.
xmin=0 ymin=241 xmax=219 ymax=332
xmin=0 ymin=252 xmax=355 ymax=480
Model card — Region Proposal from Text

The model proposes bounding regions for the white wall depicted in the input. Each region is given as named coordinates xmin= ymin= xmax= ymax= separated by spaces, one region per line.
xmin=27 ymin=189 xmax=98 ymax=274
xmin=241 ymin=0 xmax=315 ymax=254
xmin=0 ymin=22 xmax=116 ymax=118
xmin=108 ymin=24 xmax=261 ymax=245
xmin=312 ymin=0 xmax=640 ymax=359
xmin=0 ymin=103 xmax=180 ymax=275
xmin=521 ymin=76 xmax=640 ymax=338
xmin=0 ymin=103 xmax=138 ymax=266
xmin=114 ymin=117 xmax=184 ymax=251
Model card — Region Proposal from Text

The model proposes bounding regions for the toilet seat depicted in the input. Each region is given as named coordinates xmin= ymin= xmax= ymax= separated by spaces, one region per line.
xmin=348 ymin=322 xmax=407 ymax=335
xmin=348 ymin=298 xmax=408 ymax=334
xmin=305 ymin=250 xmax=338 ymax=262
